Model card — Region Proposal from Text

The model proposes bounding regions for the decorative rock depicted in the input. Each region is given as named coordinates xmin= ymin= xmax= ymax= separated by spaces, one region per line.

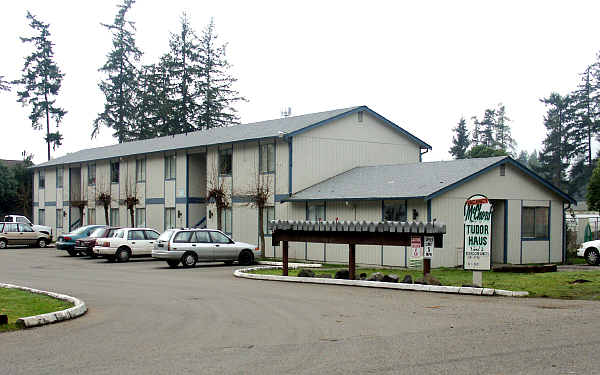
xmin=297 ymin=269 xmax=315 ymax=278
xmin=414 ymin=277 xmax=426 ymax=285
xmin=383 ymin=274 xmax=399 ymax=283
xmin=401 ymin=275 xmax=413 ymax=284
xmin=367 ymin=272 xmax=385 ymax=282
xmin=359 ymin=272 xmax=367 ymax=280
xmin=334 ymin=269 xmax=350 ymax=279
xmin=424 ymin=274 xmax=441 ymax=286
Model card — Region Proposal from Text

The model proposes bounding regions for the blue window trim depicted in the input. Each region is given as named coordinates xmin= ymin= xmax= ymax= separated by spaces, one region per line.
xmin=218 ymin=146 xmax=233 ymax=177
xmin=503 ymin=199 xmax=508 ymax=264
xmin=259 ymin=141 xmax=276 ymax=175
xmin=521 ymin=205 xmax=550 ymax=241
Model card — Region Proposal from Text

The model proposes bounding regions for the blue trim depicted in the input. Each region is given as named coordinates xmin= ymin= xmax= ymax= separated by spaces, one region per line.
xmin=305 ymin=201 xmax=308 ymax=260
xmin=427 ymin=200 xmax=431 ymax=222
xmin=381 ymin=200 xmax=384 ymax=265
xmin=45 ymin=201 xmax=57 ymax=207
xmin=232 ymin=196 xmax=252 ymax=203
xmin=188 ymin=197 xmax=206 ymax=204
xmin=503 ymin=199 xmax=508 ymax=264
xmin=520 ymin=200 xmax=523 ymax=264
xmin=146 ymin=198 xmax=165 ymax=205
xmin=285 ymin=106 xmax=432 ymax=150
xmin=426 ymin=157 xmax=576 ymax=204
xmin=33 ymin=202 xmax=39 ymax=207
xmin=185 ymin=153 xmax=189 ymax=227
xmin=548 ymin=200 xmax=552 ymax=263
xmin=282 ymin=196 xmax=426 ymax=203
xmin=194 ymin=217 xmax=206 ymax=228
xmin=288 ymin=137 xmax=293 ymax=196
xmin=562 ymin=205 xmax=566 ymax=263
xmin=522 ymin=238 xmax=550 ymax=242
xmin=274 ymin=194 xmax=288 ymax=202
xmin=175 ymin=197 xmax=187 ymax=204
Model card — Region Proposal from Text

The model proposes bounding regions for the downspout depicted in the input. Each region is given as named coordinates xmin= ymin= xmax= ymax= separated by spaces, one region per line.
xmin=563 ymin=202 xmax=571 ymax=264
xmin=419 ymin=148 xmax=429 ymax=162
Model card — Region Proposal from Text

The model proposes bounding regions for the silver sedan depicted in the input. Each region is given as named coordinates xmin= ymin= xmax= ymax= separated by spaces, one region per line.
xmin=152 ymin=228 xmax=259 ymax=268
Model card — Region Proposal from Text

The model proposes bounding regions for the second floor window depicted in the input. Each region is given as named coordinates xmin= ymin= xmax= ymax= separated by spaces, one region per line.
xmin=136 ymin=159 xmax=146 ymax=182
xmin=56 ymin=167 xmax=64 ymax=189
xmin=259 ymin=143 xmax=275 ymax=174
xmin=39 ymin=169 xmax=45 ymax=189
xmin=164 ymin=155 xmax=176 ymax=180
xmin=111 ymin=161 xmax=119 ymax=184
xmin=307 ymin=203 xmax=325 ymax=222
xmin=219 ymin=148 xmax=232 ymax=176
xmin=88 ymin=164 xmax=96 ymax=186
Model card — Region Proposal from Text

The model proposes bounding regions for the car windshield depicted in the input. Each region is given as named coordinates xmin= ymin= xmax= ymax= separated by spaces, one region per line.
xmin=71 ymin=226 xmax=91 ymax=235
xmin=90 ymin=227 xmax=106 ymax=237
xmin=159 ymin=230 xmax=176 ymax=242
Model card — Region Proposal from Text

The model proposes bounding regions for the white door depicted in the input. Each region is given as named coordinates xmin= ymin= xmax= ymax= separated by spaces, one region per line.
xmin=128 ymin=230 xmax=148 ymax=255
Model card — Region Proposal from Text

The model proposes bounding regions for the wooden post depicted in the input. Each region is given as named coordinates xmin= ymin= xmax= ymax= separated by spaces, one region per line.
xmin=349 ymin=243 xmax=356 ymax=280
xmin=423 ymin=258 xmax=431 ymax=276
xmin=282 ymin=240 xmax=289 ymax=276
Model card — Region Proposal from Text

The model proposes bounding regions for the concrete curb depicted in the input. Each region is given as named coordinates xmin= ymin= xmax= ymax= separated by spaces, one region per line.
xmin=0 ymin=283 xmax=87 ymax=328
xmin=235 ymin=266 xmax=529 ymax=297
xmin=257 ymin=261 xmax=322 ymax=268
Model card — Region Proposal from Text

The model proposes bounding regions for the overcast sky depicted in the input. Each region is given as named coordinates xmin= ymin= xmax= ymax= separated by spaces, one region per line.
xmin=1 ymin=0 xmax=599 ymax=165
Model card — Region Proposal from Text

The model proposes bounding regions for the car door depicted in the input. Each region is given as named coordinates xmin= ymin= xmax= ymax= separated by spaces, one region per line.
xmin=3 ymin=223 xmax=20 ymax=245
xmin=192 ymin=231 xmax=214 ymax=261
xmin=209 ymin=231 xmax=237 ymax=260
xmin=171 ymin=231 xmax=194 ymax=254
xmin=127 ymin=230 xmax=148 ymax=255
xmin=143 ymin=230 xmax=159 ymax=253
xmin=18 ymin=224 xmax=38 ymax=245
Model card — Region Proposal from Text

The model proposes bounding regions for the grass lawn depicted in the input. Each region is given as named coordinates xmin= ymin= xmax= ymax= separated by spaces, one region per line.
xmin=0 ymin=288 xmax=73 ymax=332
xmin=250 ymin=266 xmax=600 ymax=300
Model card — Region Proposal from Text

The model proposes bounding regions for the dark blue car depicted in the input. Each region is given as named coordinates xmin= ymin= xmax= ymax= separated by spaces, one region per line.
xmin=57 ymin=225 xmax=106 ymax=256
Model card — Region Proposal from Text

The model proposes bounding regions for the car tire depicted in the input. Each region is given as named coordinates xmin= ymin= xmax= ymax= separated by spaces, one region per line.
xmin=224 ymin=260 xmax=234 ymax=266
xmin=107 ymin=255 xmax=116 ymax=263
xmin=238 ymin=250 xmax=254 ymax=266
xmin=0 ymin=239 xmax=7 ymax=249
xmin=67 ymin=250 xmax=78 ymax=257
xmin=116 ymin=248 xmax=131 ymax=263
xmin=181 ymin=252 xmax=197 ymax=268
xmin=167 ymin=259 xmax=180 ymax=268
xmin=585 ymin=248 xmax=600 ymax=266
xmin=37 ymin=239 xmax=48 ymax=248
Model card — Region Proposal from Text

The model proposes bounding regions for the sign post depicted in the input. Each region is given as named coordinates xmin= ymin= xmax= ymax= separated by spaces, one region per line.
xmin=408 ymin=236 xmax=423 ymax=270
xmin=423 ymin=236 xmax=434 ymax=275
xmin=463 ymin=194 xmax=492 ymax=287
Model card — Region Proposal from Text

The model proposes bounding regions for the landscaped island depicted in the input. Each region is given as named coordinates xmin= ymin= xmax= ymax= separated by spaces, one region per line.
xmin=0 ymin=288 xmax=73 ymax=332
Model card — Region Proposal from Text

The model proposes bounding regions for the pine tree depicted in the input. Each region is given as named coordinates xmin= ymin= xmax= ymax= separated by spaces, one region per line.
xmin=198 ymin=18 xmax=245 ymax=129
xmin=0 ymin=76 xmax=10 ymax=91
xmin=93 ymin=0 xmax=142 ymax=142
xmin=494 ymin=104 xmax=516 ymax=153
xmin=538 ymin=93 xmax=577 ymax=189
xmin=134 ymin=62 xmax=173 ymax=138
xmin=449 ymin=117 xmax=469 ymax=159
xmin=471 ymin=116 xmax=481 ymax=147
xmin=480 ymin=109 xmax=496 ymax=148
xmin=516 ymin=150 xmax=528 ymax=165
xmin=162 ymin=13 xmax=203 ymax=135
xmin=14 ymin=12 xmax=66 ymax=161
xmin=587 ymin=160 xmax=600 ymax=212
xmin=572 ymin=64 xmax=600 ymax=167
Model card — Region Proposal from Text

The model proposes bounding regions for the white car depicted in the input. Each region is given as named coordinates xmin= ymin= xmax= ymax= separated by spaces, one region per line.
xmin=93 ymin=228 xmax=160 ymax=262
xmin=4 ymin=215 xmax=52 ymax=240
xmin=577 ymin=241 xmax=600 ymax=265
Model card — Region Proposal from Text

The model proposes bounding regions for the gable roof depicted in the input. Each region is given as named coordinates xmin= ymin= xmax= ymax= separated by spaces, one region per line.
xmin=34 ymin=105 xmax=430 ymax=168
xmin=283 ymin=156 xmax=576 ymax=204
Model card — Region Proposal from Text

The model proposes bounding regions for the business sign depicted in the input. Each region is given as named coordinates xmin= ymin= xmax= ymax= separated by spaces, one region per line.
xmin=424 ymin=236 xmax=434 ymax=259
xmin=463 ymin=194 xmax=492 ymax=271
xmin=411 ymin=236 xmax=422 ymax=258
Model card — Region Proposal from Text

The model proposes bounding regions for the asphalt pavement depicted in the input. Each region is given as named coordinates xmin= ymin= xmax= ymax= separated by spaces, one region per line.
xmin=1 ymin=247 xmax=599 ymax=375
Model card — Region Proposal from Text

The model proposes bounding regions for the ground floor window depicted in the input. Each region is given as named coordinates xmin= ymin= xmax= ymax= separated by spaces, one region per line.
xmin=307 ymin=202 xmax=325 ymax=222
xmin=38 ymin=209 xmax=45 ymax=226
xmin=220 ymin=207 xmax=232 ymax=234
xmin=56 ymin=209 xmax=63 ymax=228
xmin=136 ymin=208 xmax=146 ymax=228
xmin=88 ymin=208 xmax=95 ymax=225
xmin=110 ymin=208 xmax=119 ymax=226
xmin=165 ymin=207 xmax=176 ymax=230
xmin=522 ymin=206 xmax=549 ymax=239
xmin=262 ymin=206 xmax=275 ymax=235
xmin=383 ymin=200 xmax=407 ymax=221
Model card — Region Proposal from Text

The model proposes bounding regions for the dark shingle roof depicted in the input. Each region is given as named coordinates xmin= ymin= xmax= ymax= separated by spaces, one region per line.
xmin=284 ymin=156 xmax=576 ymax=203
xmin=35 ymin=106 xmax=430 ymax=168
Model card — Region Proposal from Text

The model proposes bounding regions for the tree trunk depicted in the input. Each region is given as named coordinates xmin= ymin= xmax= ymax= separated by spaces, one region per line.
xmin=44 ymin=91 xmax=50 ymax=161
xmin=258 ymin=207 xmax=265 ymax=258
xmin=104 ymin=206 xmax=110 ymax=225
xmin=130 ymin=208 xmax=135 ymax=227
xmin=216 ymin=206 xmax=222 ymax=231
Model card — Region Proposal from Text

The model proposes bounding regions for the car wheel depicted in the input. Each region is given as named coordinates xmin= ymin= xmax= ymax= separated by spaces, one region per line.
xmin=0 ymin=239 xmax=6 ymax=249
xmin=67 ymin=250 xmax=78 ymax=257
xmin=107 ymin=255 xmax=116 ymax=263
xmin=37 ymin=239 xmax=47 ymax=248
xmin=116 ymin=248 xmax=131 ymax=263
xmin=224 ymin=260 xmax=234 ymax=266
xmin=585 ymin=248 xmax=600 ymax=266
xmin=238 ymin=250 xmax=254 ymax=266
xmin=167 ymin=259 xmax=180 ymax=268
xmin=89 ymin=251 xmax=98 ymax=259
xmin=181 ymin=252 xmax=197 ymax=268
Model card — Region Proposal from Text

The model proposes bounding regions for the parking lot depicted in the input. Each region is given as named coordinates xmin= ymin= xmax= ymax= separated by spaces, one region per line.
xmin=1 ymin=247 xmax=600 ymax=375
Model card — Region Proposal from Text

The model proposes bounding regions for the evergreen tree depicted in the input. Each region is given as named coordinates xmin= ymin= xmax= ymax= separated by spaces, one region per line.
xmin=162 ymin=13 xmax=203 ymax=134
xmin=569 ymin=156 xmax=594 ymax=199
xmin=465 ymin=145 xmax=507 ymax=159
xmin=449 ymin=117 xmax=469 ymax=159
xmin=0 ymin=76 xmax=10 ymax=91
xmin=14 ymin=12 xmax=66 ymax=161
xmin=134 ymin=63 xmax=173 ymax=138
xmin=479 ymin=109 xmax=496 ymax=148
xmin=494 ymin=104 xmax=516 ymax=153
xmin=572 ymin=64 xmax=600 ymax=167
xmin=538 ymin=93 xmax=577 ymax=189
xmin=587 ymin=160 xmax=600 ymax=212
xmin=197 ymin=18 xmax=245 ymax=129
xmin=93 ymin=0 xmax=142 ymax=142
xmin=471 ymin=116 xmax=481 ymax=147
xmin=516 ymin=150 xmax=528 ymax=165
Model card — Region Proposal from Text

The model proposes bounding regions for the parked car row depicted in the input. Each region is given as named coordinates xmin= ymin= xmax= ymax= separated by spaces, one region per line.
xmin=54 ymin=224 xmax=259 ymax=268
